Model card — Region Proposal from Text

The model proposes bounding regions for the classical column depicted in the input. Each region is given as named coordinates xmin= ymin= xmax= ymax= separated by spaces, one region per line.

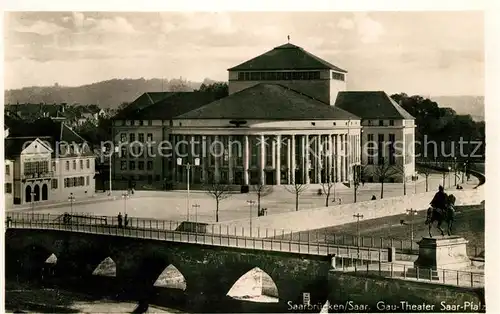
xmin=214 ymin=135 xmax=220 ymax=181
xmin=337 ymin=134 xmax=343 ymax=182
xmin=276 ymin=135 xmax=281 ymax=185
xmin=328 ymin=135 xmax=333 ymax=181
xmin=286 ymin=136 xmax=291 ymax=184
xmin=228 ymin=135 xmax=233 ymax=184
xmin=243 ymin=135 xmax=249 ymax=185
xmin=201 ymin=136 xmax=207 ymax=182
xmin=305 ymin=135 xmax=310 ymax=184
xmin=316 ymin=134 xmax=321 ymax=183
xmin=260 ymin=134 xmax=265 ymax=185
xmin=291 ymin=135 xmax=296 ymax=184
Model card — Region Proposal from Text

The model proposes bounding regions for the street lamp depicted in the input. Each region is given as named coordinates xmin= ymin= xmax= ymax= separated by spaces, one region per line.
xmin=353 ymin=213 xmax=364 ymax=246
xmin=177 ymin=157 xmax=200 ymax=222
xmin=122 ymin=191 xmax=130 ymax=215
xmin=406 ymin=208 xmax=418 ymax=242
xmin=107 ymin=146 xmax=120 ymax=196
xmin=447 ymin=166 xmax=451 ymax=188
xmin=192 ymin=204 xmax=200 ymax=225
xmin=453 ymin=157 xmax=457 ymax=186
xmin=414 ymin=171 xmax=418 ymax=194
xmin=68 ymin=193 xmax=75 ymax=216
xmin=31 ymin=192 xmax=36 ymax=219
xmin=247 ymin=200 xmax=256 ymax=237
xmin=462 ymin=162 xmax=466 ymax=183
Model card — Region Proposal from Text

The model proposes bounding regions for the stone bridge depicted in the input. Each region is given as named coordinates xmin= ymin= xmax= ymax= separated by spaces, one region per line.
xmin=6 ymin=228 xmax=335 ymax=312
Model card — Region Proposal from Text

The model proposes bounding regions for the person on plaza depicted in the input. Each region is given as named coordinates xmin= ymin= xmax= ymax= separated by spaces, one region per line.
xmin=371 ymin=195 xmax=376 ymax=200
xmin=430 ymin=185 xmax=448 ymax=214
xmin=117 ymin=212 xmax=123 ymax=228
xmin=124 ymin=214 xmax=129 ymax=228
xmin=361 ymin=179 xmax=365 ymax=186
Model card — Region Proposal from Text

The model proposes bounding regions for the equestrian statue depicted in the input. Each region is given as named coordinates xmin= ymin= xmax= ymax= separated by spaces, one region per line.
xmin=425 ymin=185 xmax=457 ymax=237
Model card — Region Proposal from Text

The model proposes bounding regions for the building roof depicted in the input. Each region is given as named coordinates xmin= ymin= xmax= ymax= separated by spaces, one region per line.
xmin=114 ymin=92 xmax=176 ymax=119
xmin=4 ymin=119 xmax=93 ymax=158
xmin=175 ymin=83 xmax=359 ymax=120
xmin=228 ymin=43 xmax=347 ymax=73
xmin=334 ymin=91 xmax=415 ymax=120
xmin=116 ymin=91 xmax=223 ymax=120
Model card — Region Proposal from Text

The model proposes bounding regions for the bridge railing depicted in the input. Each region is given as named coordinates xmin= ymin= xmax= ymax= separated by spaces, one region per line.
xmin=335 ymin=261 xmax=485 ymax=288
xmin=5 ymin=212 xmax=484 ymax=259
xmin=6 ymin=215 xmax=390 ymax=262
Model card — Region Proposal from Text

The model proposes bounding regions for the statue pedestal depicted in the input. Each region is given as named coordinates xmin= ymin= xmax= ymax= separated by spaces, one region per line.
xmin=406 ymin=236 xmax=471 ymax=280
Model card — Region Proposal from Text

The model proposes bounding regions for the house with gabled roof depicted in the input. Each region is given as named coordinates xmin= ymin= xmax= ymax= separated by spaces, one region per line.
xmin=111 ymin=41 xmax=415 ymax=190
xmin=4 ymin=118 xmax=96 ymax=206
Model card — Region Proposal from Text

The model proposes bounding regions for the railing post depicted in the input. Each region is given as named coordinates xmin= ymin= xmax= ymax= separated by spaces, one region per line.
xmin=443 ymin=269 xmax=446 ymax=284
xmin=416 ymin=266 xmax=419 ymax=280
xmin=457 ymin=271 xmax=460 ymax=286
xmin=403 ymin=265 xmax=406 ymax=279
xmin=266 ymin=228 xmax=268 ymax=238
xmin=390 ymin=263 xmax=393 ymax=277
xmin=470 ymin=272 xmax=474 ymax=287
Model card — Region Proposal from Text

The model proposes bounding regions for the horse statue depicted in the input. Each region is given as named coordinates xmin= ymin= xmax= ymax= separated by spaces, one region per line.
xmin=425 ymin=194 xmax=456 ymax=237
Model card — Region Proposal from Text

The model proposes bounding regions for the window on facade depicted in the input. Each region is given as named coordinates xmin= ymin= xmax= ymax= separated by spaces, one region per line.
xmin=138 ymin=161 xmax=145 ymax=170
xmin=130 ymin=133 xmax=136 ymax=142
xmin=65 ymin=161 xmax=69 ymax=171
xmin=52 ymin=161 xmax=56 ymax=172
xmin=86 ymin=159 xmax=90 ymax=168
xmin=121 ymin=161 xmax=127 ymax=170
xmin=148 ymin=120 xmax=152 ymax=126
xmin=86 ymin=176 xmax=89 ymax=186
xmin=389 ymin=134 xmax=396 ymax=165
xmin=332 ymin=72 xmax=345 ymax=81
xmin=139 ymin=120 xmax=144 ymax=126
xmin=121 ymin=146 xmax=127 ymax=158
xmin=147 ymin=133 xmax=153 ymax=142
xmin=378 ymin=134 xmax=385 ymax=164
xmin=389 ymin=120 xmax=395 ymax=126
xmin=80 ymin=177 xmax=85 ymax=186
xmin=138 ymin=133 xmax=145 ymax=142
xmin=129 ymin=161 xmax=136 ymax=170
xmin=120 ymin=133 xmax=127 ymax=142
xmin=71 ymin=160 xmax=75 ymax=170
xmin=367 ymin=134 xmax=374 ymax=165
xmin=121 ymin=120 xmax=126 ymax=126
xmin=147 ymin=160 xmax=153 ymax=170
xmin=72 ymin=177 xmax=77 ymax=187
xmin=51 ymin=179 xmax=58 ymax=189
xmin=367 ymin=120 xmax=373 ymax=126
xmin=23 ymin=161 xmax=49 ymax=175
xmin=379 ymin=120 xmax=384 ymax=126
xmin=237 ymin=71 xmax=321 ymax=81
xmin=5 ymin=183 xmax=12 ymax=194
xmin=79 ymin=160 xmax=83 ymax=169
xmin=5 ymin=165 xmax=9 ymax=175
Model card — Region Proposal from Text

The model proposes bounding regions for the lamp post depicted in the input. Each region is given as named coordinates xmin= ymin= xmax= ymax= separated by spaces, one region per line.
xmin=447 ymin=166 xmax=451 ymax=188
xmin=353 ymin=213 xmax=364 ymax=246
xmin=192 ymin=204 xmax=200 ymax=225
xmin=247 ymin=200 xmax=256 ymax=237
xmin=31 ymin=192 xmax=36 ymax=219
xmin=414 ymin=171 xmax=418 ymax=194
xmin=406 ymin=208 xmax=417 ymax=242
xmin=462 ymin=162 xmax=466 ymax=184
xmin=108 ymin=146 xmax=119 ymax=196
xmin=442 ymin=171 xmax=446 ymax=189
xmin=177 ymin=157 xmax=200 ymax=222
xmin=68 ymin=193 xmax=75 ymax=216
xmin=122 ymin=191 xmax=129 ymax=215
xmin=453 ymin=157 xmax=457 ymax=187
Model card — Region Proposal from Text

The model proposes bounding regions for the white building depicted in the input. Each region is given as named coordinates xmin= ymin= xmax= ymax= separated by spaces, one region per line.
xmin=4 ymin=120 xmax=96 ymax=206
xmin=112 ymin=42 xmax=415 ymax=188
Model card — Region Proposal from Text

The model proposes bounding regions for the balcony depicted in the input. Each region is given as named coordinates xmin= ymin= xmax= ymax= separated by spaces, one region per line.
xmin=22 ymin=172 xmax=54 ymax=180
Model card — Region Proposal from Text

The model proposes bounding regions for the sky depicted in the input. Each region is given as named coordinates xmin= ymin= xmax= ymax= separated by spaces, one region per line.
xmin=4 ymin=11 xmax=484 ymax=96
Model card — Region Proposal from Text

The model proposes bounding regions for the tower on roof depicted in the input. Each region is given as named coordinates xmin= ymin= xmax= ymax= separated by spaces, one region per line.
xmin=227 ymin=42 xmax=347 ymax=105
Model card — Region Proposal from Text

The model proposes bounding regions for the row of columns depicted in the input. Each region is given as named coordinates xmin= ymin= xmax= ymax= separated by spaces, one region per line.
xmin=172 ymin=133 xmax=359 ymax=186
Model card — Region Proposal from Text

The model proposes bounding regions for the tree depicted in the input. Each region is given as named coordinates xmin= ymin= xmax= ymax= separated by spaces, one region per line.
xmin=352 ymin=164 xmax=367 ymax=203
xmin=391 ymin=163 xmax=407 ymax=195
xmin=252 ymin=184 xmax=273 ymax=215
xmin=197 ymin=81 xmax=229 ymax=100
xmin=284 ymin=180 xmax=309 ymax=211
xmin=319 ymin=172 xmax=335 ymax=207
xmin=204 ymin=173 xmax=232 ymax=222
xmin=417 ymin=166 xmax=432 ymax=192
xmin=373 ymin=159 xmax=397 ymax=199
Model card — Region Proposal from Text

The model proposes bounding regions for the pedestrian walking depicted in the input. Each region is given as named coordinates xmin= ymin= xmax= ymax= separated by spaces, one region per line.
xmin=361 ymin=179 xmax=365 ymax=186
xmin=124 ymin=214 xmax=129 ymax=228
xmin=371 ymin=195 xmax=377 ymax=200
xmin=117 ymin=212 xmax=123 ymax=228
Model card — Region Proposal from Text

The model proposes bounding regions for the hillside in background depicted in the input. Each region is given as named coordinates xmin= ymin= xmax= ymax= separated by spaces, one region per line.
xmin=5 ymin=78 xmax=484 ymax=119
xmin=4 ymin=78 xmax=215 ymax=109
xmin=430 ymin=95 xmax=484 ymax=121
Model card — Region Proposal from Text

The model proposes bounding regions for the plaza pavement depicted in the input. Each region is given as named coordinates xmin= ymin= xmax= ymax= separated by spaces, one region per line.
xmin=6 ymin=173 xmax=479 ymax=224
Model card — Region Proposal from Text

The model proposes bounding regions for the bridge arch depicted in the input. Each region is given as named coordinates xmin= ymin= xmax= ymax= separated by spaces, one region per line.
xmin=9 ymin=245 xmax=55 ymax=279
xmin=226 ymin=266 xmax=279 ymax=303
xmin=153 ymin=264 xmax=187 ymax=290
xmin=92 ymin=256 xmax=117 ymax=277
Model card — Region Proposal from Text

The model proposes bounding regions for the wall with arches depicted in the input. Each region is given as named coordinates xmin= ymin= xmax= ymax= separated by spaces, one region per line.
xmin=5 ymin=228 xmax=332 ymax=312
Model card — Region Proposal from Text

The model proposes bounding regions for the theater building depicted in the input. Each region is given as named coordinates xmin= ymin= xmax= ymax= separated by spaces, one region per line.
xmin=112 ymin=42 xmax=415 ymax=189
